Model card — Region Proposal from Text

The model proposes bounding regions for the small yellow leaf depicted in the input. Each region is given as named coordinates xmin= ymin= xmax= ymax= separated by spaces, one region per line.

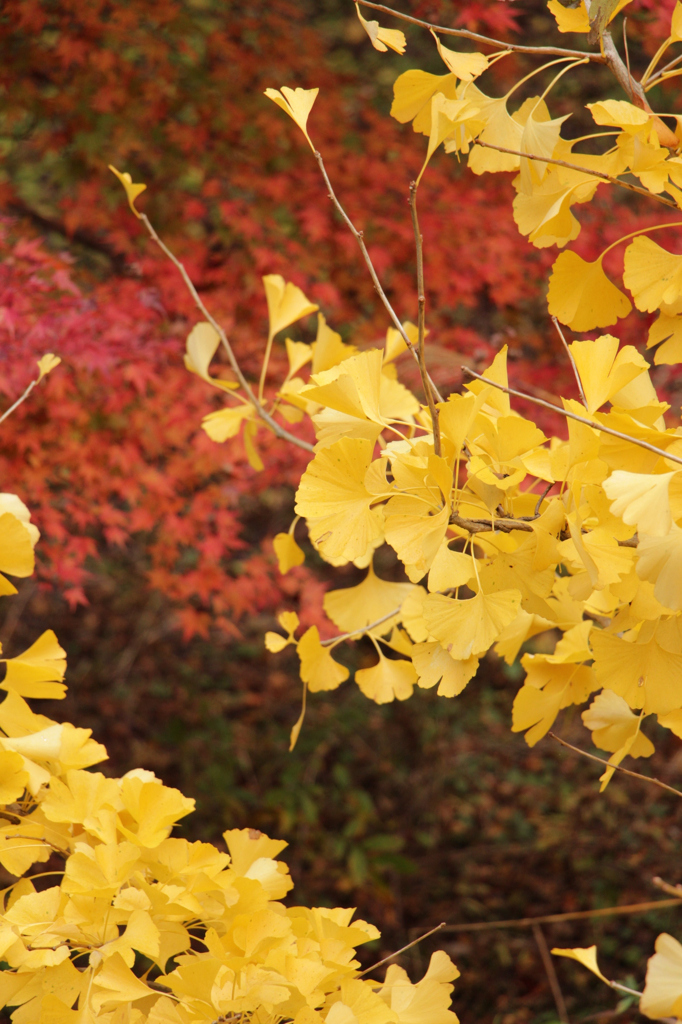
xmin=551 ymin=946 xmax=608 ymax=984
xmin=641 ymin=933 xmax=682 ymax=1020
xmin=108 ymin=165 xmax=147 ymax=218
xmin=547 ymin=0 xmax=589 ymax=33
xmin=587 ymin=98 xmax=651 ymax=134
xmin=184 ymin=322 xmax=238 ymax=391
xmin=2 ymin=629 xmax=67 ymax=700
xmin=262 ymin=274 xmax=318 ymax=340
xmin=243 ymin=419 xmax=264 ymax=471
xmin=273 ymin=532 xmax=305 ymax=574
xmin=355 ymin=649 xmax=416 ymax=703
xmin=591 ymin=622 xmax=682 ymax=715
xmin=323 ymin=561 xmax=414 ymax=636
xmin=264 ymin=86 xmax=319 ymax=151
xmin=0 ymin=512 xmax=35 ymax=580
xmin=547 ymin=251 xmax=632 ymax=332
xmin=623 ymin=237 xmax=682 ymax=313
xmin=636 ymin=525 xmax=682 ymax=610
xmin=412 ymin=641 xmax=479 ymax=697
xmin=289 ymin=682 xmax=307 ymax=752
xmin=36 ymin=353 xmax=61 ymax=381
xmin=355 ymin=3 xmax=406 ymax=54
xmin=278 ymin=610 xmax=300 ymax=635
xmin=603 ymin=470 xmax=678 ymax=537
xmin=417 ymin=92 xmax=481 ymax=184
xmin=431 ymin=31 xmax=488 ymax=82
xmin=390 ymin=70 xmax=458 ymax=136
xmin=582 ymin=689 xmax=654 ymax=757
xmin=297 ymin=626 xmax=349 ymax=692
xmin=569 ymin=334 xmax=648 ymax=413
xmin=265 ymin=632 xmax=290 ymax=653
xmin=201 ymin=403 xmax=255 ymax=443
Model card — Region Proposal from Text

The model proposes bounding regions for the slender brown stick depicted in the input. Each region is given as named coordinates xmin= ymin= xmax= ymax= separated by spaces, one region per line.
xmin=0 ymin=376 xmax=41 ymax=426
xmin=473 ymin=142 xmax=679 ymax=211
xmin=552 ymin=317 xmax=588 ymax=408
xmin=138 ymin=214 xmax=314 ymax=454
xmin=647 ymin=52 xmax=682 ymax=88
xmin=357 ymin=922 xmax=446 ymax=977
xmin=653 ymin=877 xmax=682 ymax=897
xmin=461 ymin=366 xmax=682 ymax=468
xmin=320 ymin=606 xmax=404 ymax=647
xmin=549 ymin=732 xmax=682 ymax=799
xmin=355 ymin=0 xmax=604 ymax=61
xmin=409 ymin=182 xmax=441 ymax=456
xmin=440 ymin=897 xmax=682 ymax=933
xmin=534 ymin=923 xmax=570 ymax=1023
xmin=314 ymin=151 xmax=444 ymax=404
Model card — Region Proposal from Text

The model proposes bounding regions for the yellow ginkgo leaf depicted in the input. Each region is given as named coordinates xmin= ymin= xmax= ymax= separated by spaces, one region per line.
xmin=262 ymin=274 xmax=318 ymax=341
xmin=0 ymin=751 xmax=28 ymax=804
xmin=547 ymin=0 xmax=589 ymax=33
xmin=201 ymin=403 xmax=255 ymax=443
xmin=323 ymin=561 xmax=414 ymax=636
xmin=264 ymin=86 xmax=319 ymax=151
xmin=591 ymin=621 xmax=682 ymax=715
xmin=518 ymin=108 xmax=570 ymax=196
xmin=273 ymin=532 xmax=305 ymax=574
xmin=295 ymin=438 xmax=385 ymax=567
xmin=587 ymin=98 xmax=651 ymax=134
xmin=431 ymin=31 xmax=489 ymax=82
xmin=424 ymin=589 xmax=521 ymax=660
xmin=2 ymin=630 xmax=67 ymax=700
xmin=355 ymin=3 xmax=406 ymax=54
xmin=265 ymin=632 xmax=290 ymax=653
xmin=513 ymin=178 xmax=584 ymax=250
xmin=297 ymin=626 xmax=349 ymax=693
xmin=603 ymin=470 xmax=679 ymax=537
xmin=418 ymin=93 xmax=481 ymax=183
xmin=647 ymin=311 xmax=682 ymax=365
xmin=285 ymin=338 xmax=313 ymax=377
xmin=623 ymin=237 xmax=682 ymax=313
xmin=582 ymin=688 xmax=654 ymax=757
xmin=551 ymin=946 xmax=608 ymax=984
xmin=641 ymin=933 xmax=682 ymax=1020
xmin=184 ymin=322 xmax=239 ymax=392
xmin=390 ymin=70 xmax=459 ymax=136
xmin=355 ymin=649 xmax=416 ymax=704
xmin=0 ymin=512 xmax=35 ymax=589
xmin=412 ymin=641 xmax=479 ymax=697
xmin=312 ymin=313 xmax=357 ymax=373
xmin=636 ymin=525 xmax=682 ymax=610
xmin=569 ymin=335 xmax=648 ymax=413
xmin=468 ymin=92 xmax=524 ymax=176
xmin=279 ymin=610 xmax=300 ymax=635
xmin=512 ymin=661 xmax=597 ymax=746
xmin=36 ymin=353 xmax=61 ymax=381
xmin=547 ymin=251 xmax=632 ymax=332
xmin=108 ymin=165 xmax=147 ymax=218
xmin=427 ymin=541 xmax=475 ymax=594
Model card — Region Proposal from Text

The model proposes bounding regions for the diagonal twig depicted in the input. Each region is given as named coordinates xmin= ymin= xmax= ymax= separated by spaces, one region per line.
xmin=357 ymin=922 xmax=446 ymax=977
xmin=409 ymin=181 xmax=441 ymax=455
xmin=534 ymin=922 xmax=570 ymax=1023
xmin=354 ymin=0 xmax=604 ymax=62
xmin=552 ymin=317 xmax=587 ymax=408
xmin=439 ymin=897 xmax=682 ymax=932
xmin=549 ymin=732 xmax=682 ymax=799
xmin=461 ymin=366 xmax=682 ymax=468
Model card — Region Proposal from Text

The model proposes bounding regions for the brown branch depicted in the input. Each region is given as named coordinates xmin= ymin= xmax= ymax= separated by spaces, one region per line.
xmin=357 ymin=922 xmax=446 ymax=977
xmin=409 ymin=182 xmax=441 ymax=456
xmin=534 ymin=923 xmax=570 ymax=1023
xmin=355 ymin=0 xmax=604 ymax=61
xmin=549 ymin=732 xmax=682 ymax=799
xmin=439 ymin=898 xmax=682 ymax=933
xmin=314 ymin=152 xmax=444 ymax=403
xmin=552 ymin=317 xmax=588 ymax=408
xmin=461 ymin=366 xmax=682 ymax=468
xmin=138 ymin=214 xmax=314 ymax=455
xmin=473 ymin=141 xmax=678 ymax=210
xmin=653 ymin=877 xmax=682 ymax=897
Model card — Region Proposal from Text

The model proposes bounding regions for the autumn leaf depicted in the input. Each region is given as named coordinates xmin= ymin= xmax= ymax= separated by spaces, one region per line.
xmin=547 ymin=251 xmax=632 ymax=332
xmin=355 ymin=649 xmax=416 ymax=703
xmin=355 ymin=3 xmax=406 ymax=54
xmin=262 ymin=274 xmax=318 ymax=340
xmin=424 ymin=589 xmax=521 ymax=660
xmin=569 ymin=335 xmax=648 ymax=413
xmin=297 ymin=626 xmax=349 ymax=693
xmin=641 ymin=933 xmax=682 ymax=1020
xmin=551 ymin=946 xmax=608 ymax=983
xmin=108 ymin=165 xmax=147 ymax=217
xmin=264 ymin=86 xmax=319 ymax=150
xmin=623 ymin=237 xmax=682 ymax=313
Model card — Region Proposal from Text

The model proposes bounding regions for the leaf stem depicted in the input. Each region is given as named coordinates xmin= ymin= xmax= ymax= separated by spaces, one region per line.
xmin=138 ymin=214 xmax=314 ymax=454
xmin=461 ymin=366 xmax=682 ymax=468
xmin=409 ymin=181 xmax=441 ymax=456
xmin=552 ymin=317 xmax=587 ymax=408
xmin=357 ymin=922 xmax=446 ymax=977
xmin=0 ymin=376 xmax=40 ymax=426
xmin=313 ymin=151 xmax=443 ymax=403
xmin=549 ymin=731 xmax=682 ymax=799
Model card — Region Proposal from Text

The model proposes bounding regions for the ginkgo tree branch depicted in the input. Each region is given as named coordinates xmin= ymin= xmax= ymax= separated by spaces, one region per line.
xmin=314 ymin=151 xmax=444 ymax=403
xmin=473 ymin=141 xmax=679 ymax=211
xmin=354 ymin=0 xmax=604 ymax=62
xmin=552 ymin=317 xmax=588 ymax=408
xmin=320 ymin=606 xmax=403 ymax=646
xmin=461 ymin=366 xmax=682 ymax=469
xmin=357 ymin=922 xmax=446 ymax=978
xmin=138 ymin=213 xmax=315 ymax=455
xmin=549 ymin=732 xmax=682 ymax=799
xmin=409 ymin=181 xmax=442 ymax=456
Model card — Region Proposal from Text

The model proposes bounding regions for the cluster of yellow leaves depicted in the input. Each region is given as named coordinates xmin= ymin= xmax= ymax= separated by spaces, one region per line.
xmin=0 ymin=471 xmax=460 ymax=1024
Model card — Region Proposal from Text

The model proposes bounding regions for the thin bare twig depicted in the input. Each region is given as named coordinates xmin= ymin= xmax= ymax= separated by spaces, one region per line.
xmin=0 ymin=376 xmax=40 ymax=426
xmin=534 ymin=923 xmax=570 ymax=1023
xmin=534 ymin=481 xmax=554 ymax=517
xmin=409 ymin=182 xmax=441 ymax=456
xmin=355 ymin=0 xmax=604 ymax=61
xmin=461 ymin=366 xmax=682 ymax=468
xmin=647 ymin=52 xmax=682 ymax=88
xmin=440 ymin=898 xmax=682 ymax=933
xmin=314 ymin=151 xmax=444 ymax=403
xmin=473 ymin=142 xmax=678 ymax=210
xmin=622 ymin=18 xmax=633 ymax=100
xmin=138 ymin=214 xmax=314 ymax=454
xmin=653 ymin=877 xmax=682 ymax=897
xmin=357 ymin=922 xmax=446 ymax=977
xmin=552 ymin=317 xmax=587 ymax=408
xmin=320 ymin=606 xmax=403 ymax=647
xmin=549 ymin=732 xmax=682 ymax=799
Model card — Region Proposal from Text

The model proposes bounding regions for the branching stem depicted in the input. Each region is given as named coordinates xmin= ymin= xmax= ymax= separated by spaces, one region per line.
xmin=409 ymin=182 xmax=441 ymax=456
xmin=357 ymin=922 xmax=446 ymax=977
xmin=138 ymin=214 xmax=314 ymax=454
xmin=461 ymin=366 xmax=682 ymax=468
xmin=314 ymin=151 xmax=444 ymax=403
